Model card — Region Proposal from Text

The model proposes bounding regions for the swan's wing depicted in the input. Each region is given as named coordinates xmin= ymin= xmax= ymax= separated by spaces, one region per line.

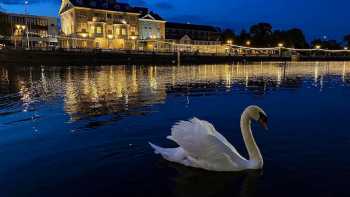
xmin=170 ymin=118 xmax=247 ymax=170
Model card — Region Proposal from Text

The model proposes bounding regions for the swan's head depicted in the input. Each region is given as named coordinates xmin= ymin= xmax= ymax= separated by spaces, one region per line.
xmin=246 ymin=105 xmax=268 ymax=130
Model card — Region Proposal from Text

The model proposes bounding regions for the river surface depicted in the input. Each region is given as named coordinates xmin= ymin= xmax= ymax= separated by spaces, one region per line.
xmin=1 ymin=62 xmax=350 ymax=197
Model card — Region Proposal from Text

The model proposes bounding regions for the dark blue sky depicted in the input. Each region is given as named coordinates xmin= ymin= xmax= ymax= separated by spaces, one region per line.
xmin=1 ymin=0 xmax=349 ymax=41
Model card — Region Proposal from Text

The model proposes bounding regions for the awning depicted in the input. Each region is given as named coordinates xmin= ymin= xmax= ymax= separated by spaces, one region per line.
xmin=49 ymin=38 xmax=58 ymax=43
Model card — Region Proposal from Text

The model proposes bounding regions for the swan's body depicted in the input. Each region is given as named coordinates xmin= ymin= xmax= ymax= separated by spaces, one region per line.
xmin=149 ymin=106 xmax=268 ymax=172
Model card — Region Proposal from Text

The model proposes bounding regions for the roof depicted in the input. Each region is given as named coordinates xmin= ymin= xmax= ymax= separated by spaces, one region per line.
xmin=166 ymin=33 xmax=191 ymax=40
xmin=134 ymin=7 xmax=164 ymax=21
xmin=68 ymin=0 xmax=139 ymax=13
xmin=0 ymin=11 xmax=57 ymax=20
xmin=166 ymin=22 xmax=221 ymax=32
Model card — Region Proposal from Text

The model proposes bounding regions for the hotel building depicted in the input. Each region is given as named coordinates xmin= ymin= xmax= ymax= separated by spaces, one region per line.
xmin=0 ymin=12 xmax=59 ymax=48
xmin=59 ymin=0 xmax=165 ymax=49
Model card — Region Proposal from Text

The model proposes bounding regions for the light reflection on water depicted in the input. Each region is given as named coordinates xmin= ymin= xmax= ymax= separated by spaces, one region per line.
xmin=0 ymin=62 xmax=350 ymax=197
xmin=1 ymin=62 xmax=349 ymax=126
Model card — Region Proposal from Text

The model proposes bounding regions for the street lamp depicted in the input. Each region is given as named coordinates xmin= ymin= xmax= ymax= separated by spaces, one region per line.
xmin=15 ymin=24 xmax=26 ymax=48
xmin=81 ymin=33 xmax=88 ymax=38
xmin=277 ymin=43 xmax=284 ymax=56
xmin=24 ymin=0 xmax=30 ymax=49
xmin=246 ymin=40 xmax=251 ymax=46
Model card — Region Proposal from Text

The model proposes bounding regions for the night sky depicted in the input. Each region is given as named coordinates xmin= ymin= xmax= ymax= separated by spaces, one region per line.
xmin=1 ymin=0 xmax=349 ymax=41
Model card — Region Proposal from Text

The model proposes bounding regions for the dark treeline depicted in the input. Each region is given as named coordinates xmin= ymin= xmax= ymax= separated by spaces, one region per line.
xmin=222 ymin=22 xmax=350 ymax=49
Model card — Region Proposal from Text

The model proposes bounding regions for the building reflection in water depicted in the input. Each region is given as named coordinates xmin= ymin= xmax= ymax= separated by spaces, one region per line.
xmin=0 ymin=62 xmax=350 ymax=127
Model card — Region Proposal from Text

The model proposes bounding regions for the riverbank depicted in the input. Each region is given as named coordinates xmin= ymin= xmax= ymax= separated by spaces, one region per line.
xmin=1 ymin=49 xmax=350 ymax=65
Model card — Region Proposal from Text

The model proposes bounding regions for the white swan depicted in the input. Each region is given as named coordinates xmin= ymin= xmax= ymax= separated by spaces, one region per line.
xmin=149 ymin=105 xmax=268 ymax=172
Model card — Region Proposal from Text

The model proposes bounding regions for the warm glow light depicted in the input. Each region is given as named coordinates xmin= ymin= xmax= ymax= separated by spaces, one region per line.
xmin=108 ymin=34 xmax=114 ymax=39
xmin=344 ymin=47 xmax=349 ymax=50
xmin=130 ymin=36 xmax=137 ymax=40
xmin=315 ymin=45 xmax=321 ymax=49
xmin=121 ymin=19 xmax=127 ymax=24
xmin=16 ymin=24 xmax=25 ymax=30
xmin=246 ymin=40 xmax=251 ymax=46
xmin=278 ymin=43 xmax=284 ymax=47
xmin=81 ymin=33 xmax=88 ymax=38
xmin=226 ymin=40 xmax=233 ymax=45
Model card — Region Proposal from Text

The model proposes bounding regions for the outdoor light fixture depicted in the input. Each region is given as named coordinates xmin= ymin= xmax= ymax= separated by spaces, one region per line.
xmin=16 ymin=24 xmax=26 ymax=30
xmin=344 ymin=47 xmax=349 ymax=50
xmin=246 ymin=41 xmax=251 ymax=46
xmin=81 ymin=33 xmax=88 ymax=38
xmin=315 ymin=45 xmax=321 ymax=49
xmin=227 ymin=40 xmax=233 ymax=45
xmin=278 ymin=43 xmax=284 ymax=47
xmin=107 ymin=34 xmax=114 ymax=39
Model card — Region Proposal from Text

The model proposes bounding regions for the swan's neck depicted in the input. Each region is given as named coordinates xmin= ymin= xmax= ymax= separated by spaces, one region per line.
xmin=240 ymin=111 xmax=263 ymax=168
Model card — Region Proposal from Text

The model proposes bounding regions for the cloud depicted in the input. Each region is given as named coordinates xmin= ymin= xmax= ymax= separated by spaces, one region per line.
xmin=154 ymin=1 xmax=173 ymax=10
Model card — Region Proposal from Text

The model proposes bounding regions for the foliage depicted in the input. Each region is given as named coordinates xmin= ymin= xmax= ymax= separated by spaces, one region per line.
xmin=344 ymin=34 xmax=350 ymax=47
xmin=0 ymin=22 xmax=12 ymax=36
xmin=236 ymin=30 xmax=251 ymax=45
xmin=249 ymin=23 xmax=273 ymax=47
xmin=222 ymin=28 xmax=236 ymax=43
xmin=230 ymin=23 xmax=309 ymax=48
xmin=311 ymin=39 xmax=342 ymax=50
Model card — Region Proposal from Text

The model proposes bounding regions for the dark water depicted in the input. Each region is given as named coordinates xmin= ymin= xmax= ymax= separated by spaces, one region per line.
xmin=1 ymin=62 xmax=350 ymax=197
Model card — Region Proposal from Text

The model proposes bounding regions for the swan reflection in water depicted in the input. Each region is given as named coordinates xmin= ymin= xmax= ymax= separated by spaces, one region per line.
xmin=163 ymin=161 xmax=262 ymax=197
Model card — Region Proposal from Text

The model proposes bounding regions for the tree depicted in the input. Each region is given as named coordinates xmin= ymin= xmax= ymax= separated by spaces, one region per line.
xmin=222 ymin=28 xmax=236 ymax=44
xmin=344 ymin=34 xmax=350 ymax=47
xmin=0 ymin=12 xmax=12 ymax=37
xmin=271 ymin=28 xmax=308 ymax=49
xmin=0 ymin=23 xmax=11 ymax=37
xmin=249 ymin=23 xmax=273 ymax=47
xmin=311 ymin=39 xmax=342 ymax=50
xmin=285 ymin=28 xmax=309 ymax=49
xmin=237 ymin=29 xmax=251 ymax=46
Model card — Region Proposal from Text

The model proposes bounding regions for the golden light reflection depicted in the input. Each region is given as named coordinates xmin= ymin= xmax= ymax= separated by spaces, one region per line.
xmin=2 ymin=62 xmax=350 ymax=124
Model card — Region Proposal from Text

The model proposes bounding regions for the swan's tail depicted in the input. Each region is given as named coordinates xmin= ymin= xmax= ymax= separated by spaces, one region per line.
xmin=149 ymin=142 xmax=189 ymax=165
xmin=149 ymin=142 xmax=164 ymax=154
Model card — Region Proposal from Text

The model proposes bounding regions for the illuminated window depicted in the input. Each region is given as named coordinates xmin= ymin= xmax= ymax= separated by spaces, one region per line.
xmin=96 ymin=27 xmax=102 ymax=34
xmin=121 ymin=28 xmax=126 ymax=35
xmin=115 ymin=27 xmax=120 ymax=35
xmin=89 ymin=26 xmax=95 ymax=34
